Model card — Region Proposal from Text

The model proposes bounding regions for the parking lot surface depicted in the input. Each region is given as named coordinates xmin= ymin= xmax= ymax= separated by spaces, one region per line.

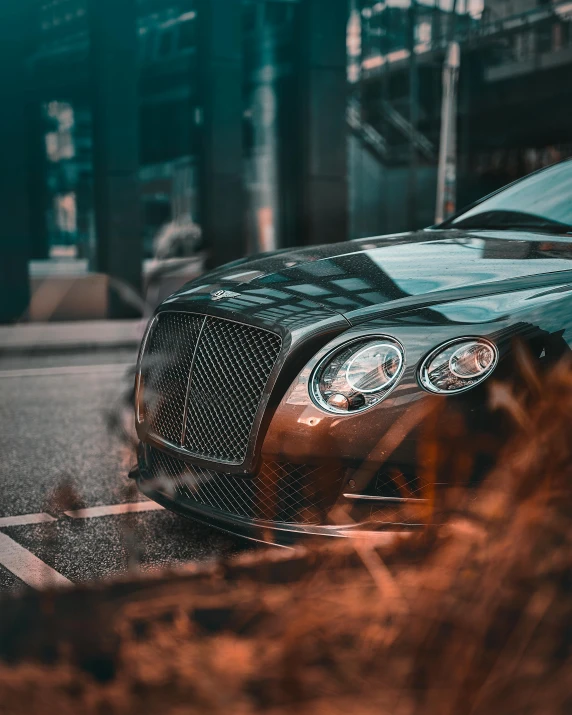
xmin=0 ymin=348 xmax=247 ymax=592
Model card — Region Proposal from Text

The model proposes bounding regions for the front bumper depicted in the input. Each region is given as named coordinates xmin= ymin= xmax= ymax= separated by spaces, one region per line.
xmin=136 ymin=475 xmax=373 ymax=544
xmin=132 ymin=441 xmax=425 ymax=545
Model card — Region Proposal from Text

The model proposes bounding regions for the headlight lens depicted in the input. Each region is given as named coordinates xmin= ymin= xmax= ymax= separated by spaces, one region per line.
xmin=419 ymin=338 xmax=498 ymax=394
xmin=310 ymin=337 xmax=405 ymax=414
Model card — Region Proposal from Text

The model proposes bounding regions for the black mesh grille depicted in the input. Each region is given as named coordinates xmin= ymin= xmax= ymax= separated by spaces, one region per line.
xmin=145 ymin=447 xmax=335 ymax=525
xmin=183 ymin=318 xmax=282 ymax=463
xmin=142 ymin=313 xmax=203 ymax=444
xmin=140 ymin=312 xmax=282 ymax=464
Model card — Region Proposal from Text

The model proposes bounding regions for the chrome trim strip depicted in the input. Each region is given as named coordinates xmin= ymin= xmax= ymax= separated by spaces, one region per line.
xmin=135 ymin=314 xmax=159 ymax=425
xmin=145 ymin=431 xmax=248 ymax=467
xmin=180 ymin=314 xmax=207 ymax=446
xmin=343 ymin=494 xmax=428 ymax=503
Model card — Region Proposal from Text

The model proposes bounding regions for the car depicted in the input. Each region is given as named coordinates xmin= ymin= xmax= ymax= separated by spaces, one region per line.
xmin=130 ymin=159 xmax=572 ymax=543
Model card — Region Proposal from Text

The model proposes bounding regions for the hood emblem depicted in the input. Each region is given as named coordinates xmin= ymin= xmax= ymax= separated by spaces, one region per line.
xmin=210 ymin=289 xmax=241 ymax=301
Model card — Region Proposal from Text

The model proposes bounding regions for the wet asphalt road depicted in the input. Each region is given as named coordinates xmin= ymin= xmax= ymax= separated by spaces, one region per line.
xmin=0 ymin=348 xmax=248 ymax=593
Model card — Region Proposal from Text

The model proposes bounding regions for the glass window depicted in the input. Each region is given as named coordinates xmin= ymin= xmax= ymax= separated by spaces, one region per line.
xmin=445 ymin=160 xmax=572 ymax=233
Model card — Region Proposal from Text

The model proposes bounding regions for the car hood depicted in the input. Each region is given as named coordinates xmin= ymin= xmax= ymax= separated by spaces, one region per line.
xmin=169 ymin=229 xmax=572 ymax=326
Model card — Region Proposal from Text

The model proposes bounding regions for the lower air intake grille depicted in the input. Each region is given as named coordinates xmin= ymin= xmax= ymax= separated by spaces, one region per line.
xmin=145 ymin=447 xmax=337 ymax=525
xmin=141 ymin=312 xmax=282 ymax=464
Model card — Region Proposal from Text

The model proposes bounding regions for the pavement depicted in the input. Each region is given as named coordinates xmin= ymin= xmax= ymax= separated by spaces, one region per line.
xmin=0 ymin=319 xmax=145 ymax=356
xmin=0 ymin=323 xmax=250 ymax=593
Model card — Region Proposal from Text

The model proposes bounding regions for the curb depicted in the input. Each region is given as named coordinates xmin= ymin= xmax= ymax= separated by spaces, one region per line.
xmin=0 ymin=340 xmax=140 ymax=358
xmin=0 ymin=320 xmax=144 ymax=358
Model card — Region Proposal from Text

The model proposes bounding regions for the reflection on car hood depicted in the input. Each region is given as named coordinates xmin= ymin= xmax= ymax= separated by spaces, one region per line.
xmin=170 ymin=229 xmax=572 ymax=325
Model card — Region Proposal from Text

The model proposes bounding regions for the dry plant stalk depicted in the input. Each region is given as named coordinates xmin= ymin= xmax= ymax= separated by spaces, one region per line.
xmin=0 ymin=353 xmax=571 ymax=715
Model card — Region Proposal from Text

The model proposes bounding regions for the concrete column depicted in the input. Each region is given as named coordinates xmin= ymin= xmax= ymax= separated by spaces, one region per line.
xmin=294 ymin=0 xmax=348 ymax=246
xmin=27 ymin=102 xmax=49 ymax=260
xmin=89 ymin=0 xmax=142 ymax=318
xmin=196 ymin=0 xmax=245 ymax=268
xmin=0 ymin=2 xmax=33 ymax=322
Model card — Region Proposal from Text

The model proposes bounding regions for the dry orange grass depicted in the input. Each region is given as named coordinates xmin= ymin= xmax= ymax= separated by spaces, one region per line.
xmin=0 ymin=351 xmax=571 ymax=714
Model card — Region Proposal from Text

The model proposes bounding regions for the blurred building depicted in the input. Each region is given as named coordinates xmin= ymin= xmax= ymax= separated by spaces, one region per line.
xmin=2 ymin=0 xmax=572 ymax=321
xmin=352 ymin=0 xmax=572 ymax=236
xmin=26 ymin=0 xmax=347 ymax=264
xmin=26 ymin=0 xmax=572 ymax=254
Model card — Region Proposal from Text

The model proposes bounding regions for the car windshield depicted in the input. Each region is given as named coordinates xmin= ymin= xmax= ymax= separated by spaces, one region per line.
xmin=442 ymin=160 xmax=572 ymax=234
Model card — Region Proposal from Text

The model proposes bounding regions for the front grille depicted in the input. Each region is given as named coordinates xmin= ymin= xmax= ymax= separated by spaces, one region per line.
xmin=143 ymin=313 xmax=203 ymax=444
xmin=145 ymin=446 xmax=337 ymax=525
xmin=183 ymin=318 xmax=282 ymax=463
xmin=141 ymin=311 xmax=282 ymax=464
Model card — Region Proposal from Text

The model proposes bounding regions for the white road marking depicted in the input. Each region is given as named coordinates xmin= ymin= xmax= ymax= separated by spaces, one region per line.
xmin=0 ymin=501 xmax=402 ymax=589
xmin=0 ymin=531 xmax=72 ymax=589
xmin=0 ymin=501 xmax=163 ymax=588
xmin=0 ymin=512 xmax=57 ymax=528
xmin=64 ymin=501 xmax=164 ymax=519
xmin=0 ymin=363 xmax=132 ymax=379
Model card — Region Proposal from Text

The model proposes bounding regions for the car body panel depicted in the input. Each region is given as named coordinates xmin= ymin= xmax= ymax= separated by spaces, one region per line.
xmin=134 ymin=227 xmax=572 ymax=541
xmin=170 ymin=230 xmax=572 ymax=322
xmin=260 ymin=282 xmax=572 ymax=474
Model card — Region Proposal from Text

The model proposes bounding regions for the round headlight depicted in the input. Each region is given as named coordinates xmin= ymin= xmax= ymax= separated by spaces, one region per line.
xmin=419 ymin=337 xmax=498 ymax=394
xmin=310 ymin=337 xmax=405 ymax=414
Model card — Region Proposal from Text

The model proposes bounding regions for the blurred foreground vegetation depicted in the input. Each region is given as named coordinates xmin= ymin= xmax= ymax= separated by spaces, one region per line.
xmin=1 ymin=351 xmax=571 ymax=714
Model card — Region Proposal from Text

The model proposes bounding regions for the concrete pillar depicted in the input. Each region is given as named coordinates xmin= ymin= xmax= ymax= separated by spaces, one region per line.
xmin=0 ymin=3 xmax=33 ymax=322
xmin=27 ymin=102 xmax=49 ymax=260
xmin=89 ymin=0 xmax=142 ymax=318
xmin=246 ymin=10 xmax=281 ymax=253
xmin=294 ymin=0 xmax=348 ymax=246
xmin=196 ymin=0 xmax=245 ymax=268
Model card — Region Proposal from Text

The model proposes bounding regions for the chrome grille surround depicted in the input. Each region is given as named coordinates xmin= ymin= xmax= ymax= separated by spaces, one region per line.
xmin=145 ymin=446 xmax=334 ymax=525
xmin=139 ymin=311 xmax=282 ymax=465
xmin=142 ymin=313 xmax=203 ymax=445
